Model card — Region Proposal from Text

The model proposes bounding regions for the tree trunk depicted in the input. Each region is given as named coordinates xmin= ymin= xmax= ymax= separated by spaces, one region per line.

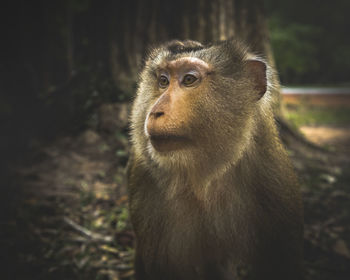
xmin=107 ymin=0 xmax=280 ymax=99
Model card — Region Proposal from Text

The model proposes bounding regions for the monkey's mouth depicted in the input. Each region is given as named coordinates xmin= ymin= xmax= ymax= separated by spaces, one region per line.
xmin=149 ymin=134 xmax=190 ymax=152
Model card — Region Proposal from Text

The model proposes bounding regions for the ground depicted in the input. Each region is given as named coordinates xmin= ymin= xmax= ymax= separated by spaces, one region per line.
xmin=1 ymin=103 xmax=350 ymax=280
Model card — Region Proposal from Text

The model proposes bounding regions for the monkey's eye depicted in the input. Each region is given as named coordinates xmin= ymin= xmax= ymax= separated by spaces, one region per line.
xmin=158 ymin=75 xmax=169 ymax=88
xmin=182 ymin=74 xmax=198 ymax=86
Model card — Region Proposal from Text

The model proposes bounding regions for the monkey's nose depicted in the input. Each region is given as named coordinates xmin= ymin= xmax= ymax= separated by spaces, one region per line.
xmin=150 ymin=111 xmax=164 ymax=119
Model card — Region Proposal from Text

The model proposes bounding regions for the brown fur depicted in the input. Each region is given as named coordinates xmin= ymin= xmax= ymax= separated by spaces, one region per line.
xmin=127 ymin=39 xmax=303 ymax=280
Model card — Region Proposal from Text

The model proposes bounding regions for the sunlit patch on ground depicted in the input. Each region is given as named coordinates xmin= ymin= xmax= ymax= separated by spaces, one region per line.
xmin=300 ymin=126 xmax=350 ymax=153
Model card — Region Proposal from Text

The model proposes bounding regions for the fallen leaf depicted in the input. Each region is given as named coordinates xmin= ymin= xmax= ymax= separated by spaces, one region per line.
xmin=333 ymin=239 xmax=350 ymax=258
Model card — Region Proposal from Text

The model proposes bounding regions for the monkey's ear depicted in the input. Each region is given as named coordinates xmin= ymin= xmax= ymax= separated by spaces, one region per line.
xmin=246 ymin=60 xmax=267 ymax=99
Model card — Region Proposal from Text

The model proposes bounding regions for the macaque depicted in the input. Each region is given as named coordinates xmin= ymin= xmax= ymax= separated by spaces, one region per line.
xmin=127 ymin=39 xmax=303 ymax=280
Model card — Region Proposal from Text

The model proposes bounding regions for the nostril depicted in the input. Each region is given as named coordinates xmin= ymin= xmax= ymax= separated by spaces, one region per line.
xmin=153 ymin=112 xmax=164 ymax=118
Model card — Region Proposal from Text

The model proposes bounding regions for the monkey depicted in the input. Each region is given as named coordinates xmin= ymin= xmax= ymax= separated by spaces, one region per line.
xmin=127 ymin=39 xmax=303 ymax=280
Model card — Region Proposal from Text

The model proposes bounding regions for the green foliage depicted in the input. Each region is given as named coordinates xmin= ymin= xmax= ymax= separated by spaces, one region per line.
xmin=266 ymin=0 xmax=350 ymax=85
xmin=285 ymin=105 xmax=350 ymax=127
xmin=79 ymin=181 xmax=95 ymax=206
xmin=269 ymin=19 xmax=321 ymax=83
xmin=67 ymin=0 xmax=92 ymax=12
xmin=116 ymin=207 xmax=129 ymax=232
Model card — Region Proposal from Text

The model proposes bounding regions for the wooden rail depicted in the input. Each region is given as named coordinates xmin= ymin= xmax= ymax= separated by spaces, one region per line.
xmin=281 ymin=87 xmax=350 ymax=107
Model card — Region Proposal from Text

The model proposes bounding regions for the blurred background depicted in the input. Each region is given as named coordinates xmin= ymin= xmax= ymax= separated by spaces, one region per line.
xmin=0 ymin=0 xmax=349 ymax=279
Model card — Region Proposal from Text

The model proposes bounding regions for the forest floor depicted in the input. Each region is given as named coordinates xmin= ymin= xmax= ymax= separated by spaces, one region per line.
xmin=1 ymin=103 xmax=350 ymax=280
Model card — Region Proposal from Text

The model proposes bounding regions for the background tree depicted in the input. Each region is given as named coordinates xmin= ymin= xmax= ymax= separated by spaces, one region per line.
xmin=108 ymin=0 xmax=276 ymax=94
xmin=1 ymin=0 xmax=281 ymax=165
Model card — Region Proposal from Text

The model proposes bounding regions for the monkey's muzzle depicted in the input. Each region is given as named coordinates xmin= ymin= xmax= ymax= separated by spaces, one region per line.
xmin=149 ymin=133 xmax=190 ymax=153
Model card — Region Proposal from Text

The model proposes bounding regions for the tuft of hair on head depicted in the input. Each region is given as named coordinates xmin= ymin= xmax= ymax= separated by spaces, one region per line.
xmin=143 ymin=40 xmax=205 ymax=75
xmin=163 ymin=39 xmax=205 ymax=54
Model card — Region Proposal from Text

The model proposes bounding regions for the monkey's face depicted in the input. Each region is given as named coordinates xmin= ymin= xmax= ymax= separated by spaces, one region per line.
xmin=144 ymin=57 xmax=213 ymax=153
xmin=132 ymin=51 xmax=268 ymax=173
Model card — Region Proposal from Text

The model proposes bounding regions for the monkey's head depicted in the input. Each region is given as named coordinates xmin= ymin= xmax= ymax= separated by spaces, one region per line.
xmin=131 ymin=39 xmax=272 ymax=175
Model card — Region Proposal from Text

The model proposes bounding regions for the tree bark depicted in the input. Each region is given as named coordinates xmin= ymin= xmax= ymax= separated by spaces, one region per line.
xmin=107 ymin=0 xmax=279 ymax=97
